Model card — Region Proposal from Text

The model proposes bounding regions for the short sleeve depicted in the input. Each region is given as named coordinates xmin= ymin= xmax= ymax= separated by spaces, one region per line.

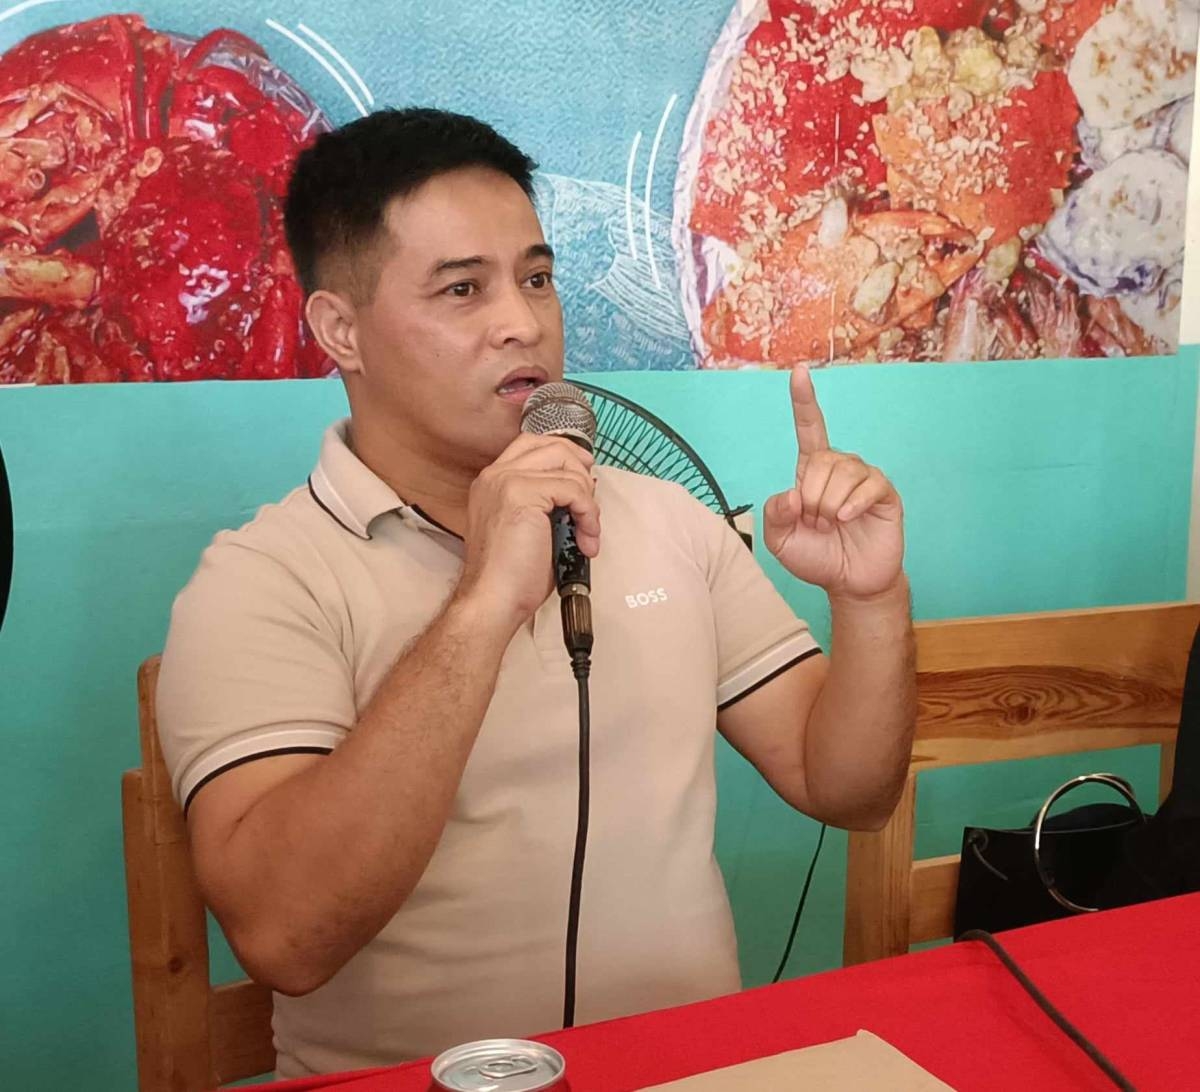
xmin=156 ymin=532 xmax=355 ymax=813
xmin=681 ymin=493 xmax=821 ymax=709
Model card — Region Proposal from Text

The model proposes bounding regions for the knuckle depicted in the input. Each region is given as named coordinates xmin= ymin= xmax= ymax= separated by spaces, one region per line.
xmin=559 ymin=478 xmax=586 ymax=502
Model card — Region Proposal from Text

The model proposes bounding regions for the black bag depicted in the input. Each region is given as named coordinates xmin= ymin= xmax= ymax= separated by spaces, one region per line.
xmin=954 ymin=773 xmax=1146 ymax=936
xmin=954 ymin=619 xmax=1200 ymax=937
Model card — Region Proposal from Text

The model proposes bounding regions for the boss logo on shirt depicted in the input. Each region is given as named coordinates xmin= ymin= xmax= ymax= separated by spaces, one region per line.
xmin=625 ymin=587 xmax=669 ymax=609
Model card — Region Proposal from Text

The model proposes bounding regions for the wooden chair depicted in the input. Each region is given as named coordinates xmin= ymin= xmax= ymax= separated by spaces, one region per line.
xmin=843 ymin=601 xmax=1200 ymax=967
xmin=122 ymin=656 xmax=275 ymax=1090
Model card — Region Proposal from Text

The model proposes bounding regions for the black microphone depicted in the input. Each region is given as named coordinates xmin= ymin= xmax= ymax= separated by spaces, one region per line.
xmin=520 ymin=381 xmax=597 ymax=667
xmin=521 ymin=382 xmax=597 ymax=1029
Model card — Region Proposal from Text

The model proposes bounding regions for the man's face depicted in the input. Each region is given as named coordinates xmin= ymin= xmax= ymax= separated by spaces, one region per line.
xmin=343 ymin=166 xmax=564 ymax=470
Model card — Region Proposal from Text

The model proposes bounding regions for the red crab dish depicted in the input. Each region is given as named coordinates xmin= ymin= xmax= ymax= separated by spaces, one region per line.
xmin=0 ymin=14 xmax=333 ymax=383
xmin=673 ymin=0 xmax=1196 ymax=366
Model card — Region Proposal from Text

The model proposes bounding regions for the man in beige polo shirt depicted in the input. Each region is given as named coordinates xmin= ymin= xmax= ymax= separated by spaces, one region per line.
xmin=157 ymin=108 xmax=915 ymax=1078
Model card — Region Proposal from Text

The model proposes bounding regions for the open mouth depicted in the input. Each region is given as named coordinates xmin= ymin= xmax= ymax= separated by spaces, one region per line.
xmin=496 ymin=370 xmax=547 ymax=397
xmin=496 ymin=376 xmax=541 ymax=395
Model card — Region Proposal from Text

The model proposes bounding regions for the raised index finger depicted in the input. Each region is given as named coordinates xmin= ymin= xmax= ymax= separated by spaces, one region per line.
xmin=791 ymin=364 xmax=830 ymax=456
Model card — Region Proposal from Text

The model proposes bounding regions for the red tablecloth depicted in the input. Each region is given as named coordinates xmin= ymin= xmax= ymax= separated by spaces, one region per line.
xmin=269 ymin=893 xmax=1199 ymax=1091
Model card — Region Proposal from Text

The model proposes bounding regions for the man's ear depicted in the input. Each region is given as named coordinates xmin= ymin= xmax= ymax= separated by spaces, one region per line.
xmin=306 ymin=290 xmax=363 ymax=376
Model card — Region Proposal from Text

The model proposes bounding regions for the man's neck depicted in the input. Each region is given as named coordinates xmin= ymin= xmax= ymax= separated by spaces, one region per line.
xmin=347 ymin=417 xmax=475 ymax=537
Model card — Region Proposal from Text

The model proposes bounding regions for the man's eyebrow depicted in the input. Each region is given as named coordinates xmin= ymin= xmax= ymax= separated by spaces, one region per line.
xmin=428 ymin=255 xmax=486 ymax=279
xmin=427 ymin=245 xmax=554 ymax=281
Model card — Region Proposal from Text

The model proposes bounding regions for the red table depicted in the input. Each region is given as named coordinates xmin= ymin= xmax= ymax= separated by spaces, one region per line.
xmin=270 ymin=893 xmax=1199 ymax=1091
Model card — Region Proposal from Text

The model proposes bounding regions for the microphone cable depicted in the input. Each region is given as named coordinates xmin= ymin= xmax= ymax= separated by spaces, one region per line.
xmin=771 ymin=822 xmax=827 ymax=983
xmin=562 ymin=647 xmax=591 ymax=1028
xmin=958 ymin=929 xmax=1137 ymax=1091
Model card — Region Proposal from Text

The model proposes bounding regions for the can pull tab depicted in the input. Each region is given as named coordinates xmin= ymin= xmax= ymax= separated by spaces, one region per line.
xmin=477 ymin=1055 xmax=539 ymax=1079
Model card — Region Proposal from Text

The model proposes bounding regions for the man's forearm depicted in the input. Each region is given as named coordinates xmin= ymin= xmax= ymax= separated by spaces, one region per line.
xmin=209 ymin=593 xmax=514 ymax=992
xmin=804 ymin=576 xmax=915 ymax=829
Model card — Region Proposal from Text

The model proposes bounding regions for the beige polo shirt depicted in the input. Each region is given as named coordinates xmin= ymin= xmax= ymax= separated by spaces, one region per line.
xmin=157 ymin=419 xmax=819 ymax=1077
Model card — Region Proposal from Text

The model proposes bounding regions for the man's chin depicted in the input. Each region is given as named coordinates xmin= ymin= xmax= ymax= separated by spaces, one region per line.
xmin=468 ymin=422 xmax=522 ymax=469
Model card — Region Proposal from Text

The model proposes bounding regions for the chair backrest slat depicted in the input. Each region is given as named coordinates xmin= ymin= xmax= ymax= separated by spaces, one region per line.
xmin=122 ymin=656 xmax=274 ymax=1091
xmin=843 ymin=602 xmax=1200 ymax=967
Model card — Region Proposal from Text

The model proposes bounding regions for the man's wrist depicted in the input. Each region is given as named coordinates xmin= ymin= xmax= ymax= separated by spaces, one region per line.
xmin=827 ymin=573 xmax=911 ymax=615
xmin=442 ymin=583 xmax=525 ymax=646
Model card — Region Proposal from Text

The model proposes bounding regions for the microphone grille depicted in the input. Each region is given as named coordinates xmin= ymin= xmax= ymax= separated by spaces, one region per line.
xmin=520 ymin=382 xmax=596 ymax=450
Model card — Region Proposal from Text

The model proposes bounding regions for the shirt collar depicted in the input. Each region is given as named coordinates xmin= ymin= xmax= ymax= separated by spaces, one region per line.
xmin=308 ymin=419 xmax=457 ymax=542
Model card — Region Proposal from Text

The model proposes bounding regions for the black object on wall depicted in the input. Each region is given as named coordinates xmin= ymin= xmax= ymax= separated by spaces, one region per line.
xmin=0 ymin=444 xmax=11 ymax=634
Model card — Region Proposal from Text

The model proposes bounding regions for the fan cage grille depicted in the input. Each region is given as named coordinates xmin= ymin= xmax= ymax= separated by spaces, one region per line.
xmin=570 ymin=380 xmax=747 ymax=530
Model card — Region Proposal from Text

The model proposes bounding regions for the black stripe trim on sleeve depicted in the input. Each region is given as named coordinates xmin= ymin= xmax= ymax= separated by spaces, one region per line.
xmin=717 ymin=646 xmax=823 ymax=712
xmin=182 ymin=746 xmax=334 ymax=816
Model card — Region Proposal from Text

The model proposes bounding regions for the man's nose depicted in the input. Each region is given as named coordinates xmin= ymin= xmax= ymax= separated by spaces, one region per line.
xmin=490 ymin=284 xmax=543 ymax=347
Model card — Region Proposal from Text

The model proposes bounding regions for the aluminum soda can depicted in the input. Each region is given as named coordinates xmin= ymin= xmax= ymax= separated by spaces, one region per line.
xmin=430 ymin=1038 xmax=567 ymax=1091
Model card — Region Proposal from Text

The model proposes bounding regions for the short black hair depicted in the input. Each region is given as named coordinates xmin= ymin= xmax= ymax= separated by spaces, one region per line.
xmin=284 ymin=107 xmax=538 ymax=300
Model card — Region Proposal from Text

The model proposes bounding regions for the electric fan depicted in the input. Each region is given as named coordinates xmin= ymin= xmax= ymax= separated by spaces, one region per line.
xmin=569 ymin=380 xmax=750 ymax=538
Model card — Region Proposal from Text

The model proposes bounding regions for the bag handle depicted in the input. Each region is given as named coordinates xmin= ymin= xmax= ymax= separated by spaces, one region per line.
xmin=1032 ymin=773 xmax=1146 ymax=914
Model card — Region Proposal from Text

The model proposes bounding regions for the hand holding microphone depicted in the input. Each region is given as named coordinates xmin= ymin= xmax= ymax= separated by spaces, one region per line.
xmin=455 ymin=383 xmax=599 ymax=652
xmin=520 ymin=382 xmax=598 ymax=663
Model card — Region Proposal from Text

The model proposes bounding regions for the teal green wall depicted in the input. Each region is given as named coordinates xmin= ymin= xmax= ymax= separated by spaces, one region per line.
xmin=2 ymin=352 xmax=1195 ymax=1085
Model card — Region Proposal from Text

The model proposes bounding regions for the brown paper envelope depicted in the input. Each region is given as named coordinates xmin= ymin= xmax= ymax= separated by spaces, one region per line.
xmin=635 ymin=1030 xmax=956 ymax=1091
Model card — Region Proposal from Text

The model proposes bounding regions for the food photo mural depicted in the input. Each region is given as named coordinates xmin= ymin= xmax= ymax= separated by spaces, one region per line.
xmin=0 ymin=0 xmax=1195 ymax=383
xmin=0 ymin=14 xmax=333 ymax=382
xmin=677 ymin=0 xmax=1197 ymax=365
